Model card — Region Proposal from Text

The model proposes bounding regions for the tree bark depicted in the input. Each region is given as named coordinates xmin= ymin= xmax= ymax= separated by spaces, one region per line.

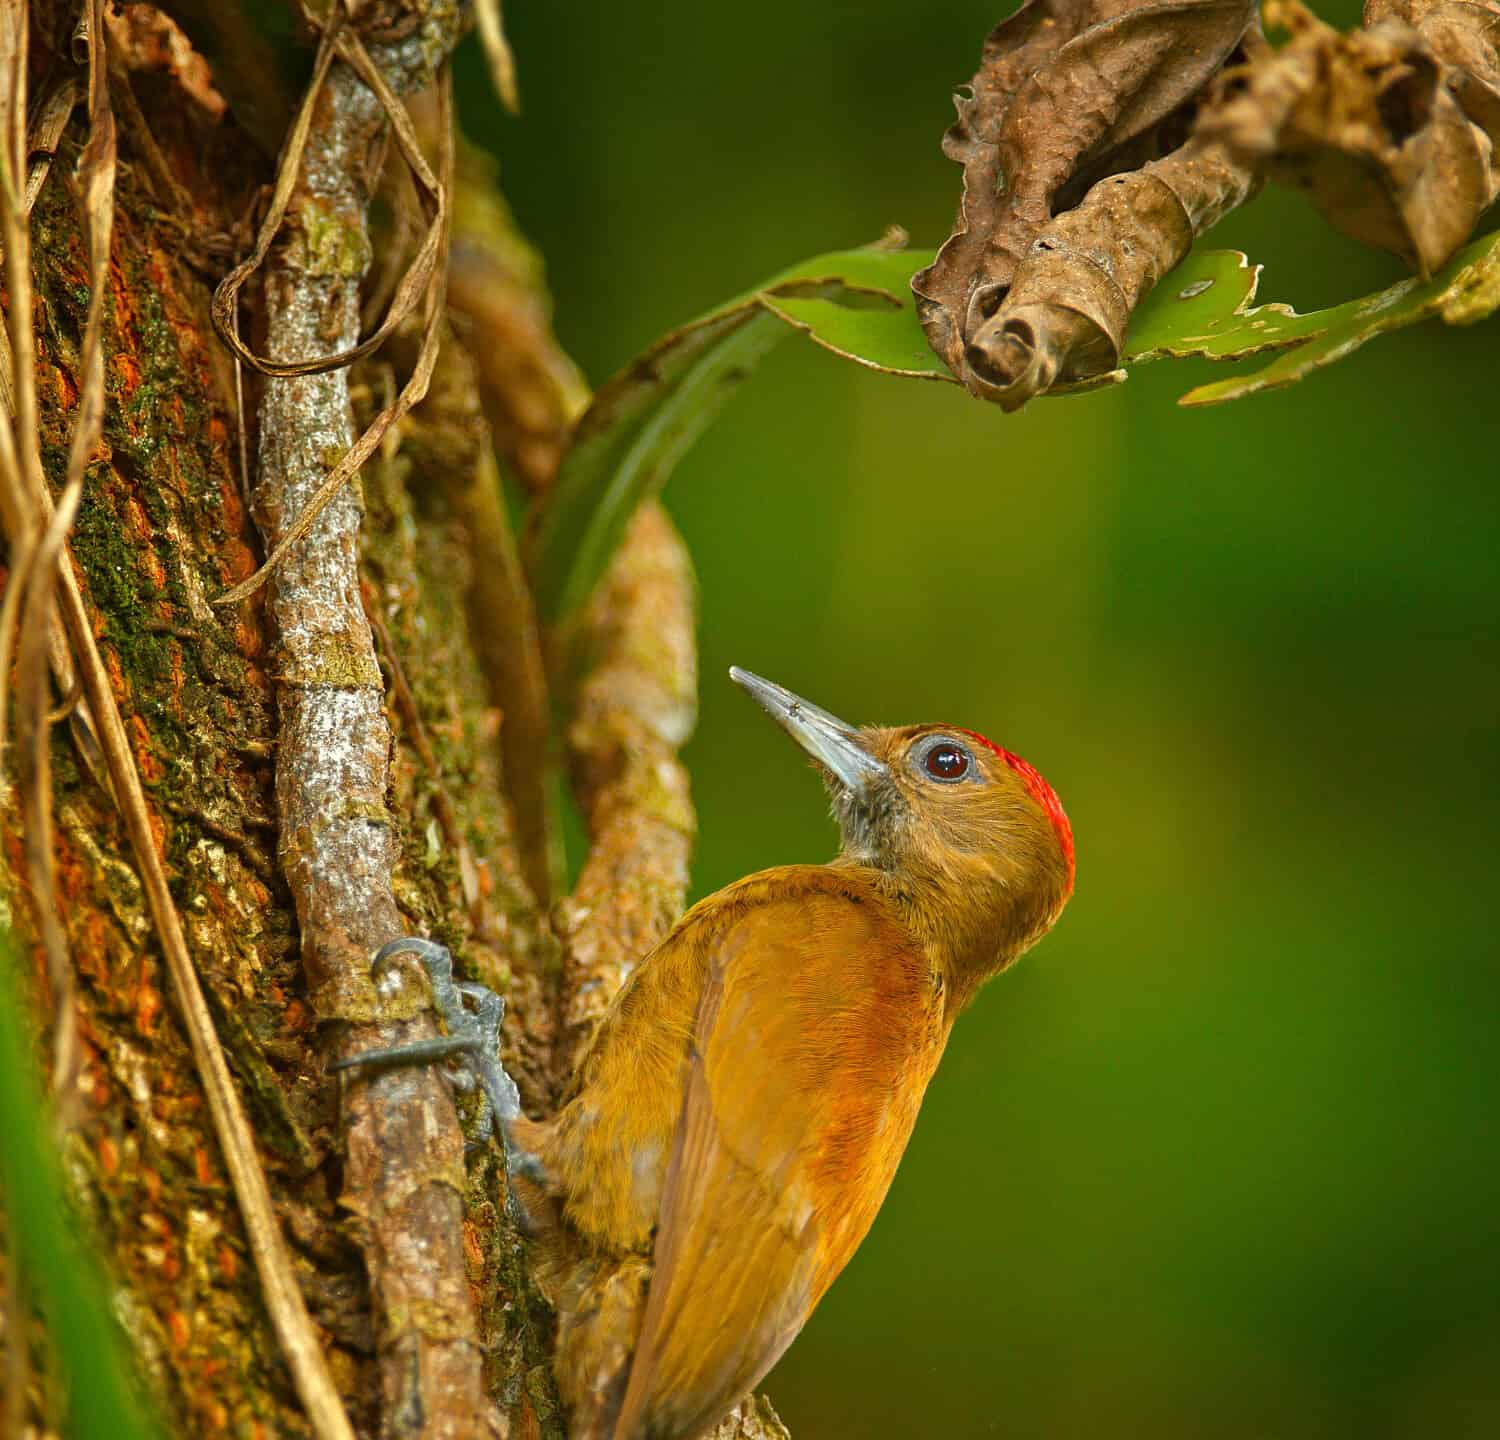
xmin=0 ymin=5 xmax=788 ymax=1438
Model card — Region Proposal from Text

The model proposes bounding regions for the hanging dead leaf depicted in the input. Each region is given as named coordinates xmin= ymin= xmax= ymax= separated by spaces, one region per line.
xmin=914 ymin=0 xmax=1260 ymax=405
xmin=961 ymin=133 xmax=1259 ymax=408
xmin=1199 ymin=0 xmax=1500 ymax=274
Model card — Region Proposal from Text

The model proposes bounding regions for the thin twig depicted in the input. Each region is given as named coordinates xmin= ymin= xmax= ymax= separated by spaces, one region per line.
xmin=232 ymin=288 xmax=250 ymax=506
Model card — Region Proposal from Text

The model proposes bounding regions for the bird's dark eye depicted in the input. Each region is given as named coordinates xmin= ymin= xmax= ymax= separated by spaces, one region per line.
xmin=922 ymin=741 xmax=971 ymax=783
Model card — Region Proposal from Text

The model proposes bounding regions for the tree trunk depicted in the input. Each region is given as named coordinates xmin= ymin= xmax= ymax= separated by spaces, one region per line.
xmin=0 ymin=5 xmax=784 ymax=1438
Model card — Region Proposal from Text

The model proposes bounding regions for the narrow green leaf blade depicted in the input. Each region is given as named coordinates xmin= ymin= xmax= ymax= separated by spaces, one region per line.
xmin=530 ymin=306 xmax=787 ymax=625
xmin=1121 ymin=248 xmax=1305 ymax=361
xmin=757 ymin=247 xmax=949 ymax=379
xmin=0 ymin=934 xmax=168 ymax=1440
xmin=1179 ymin=228 xmax=1500 ymax=406
xmin=530 ymin=243 xmax=943 ymax=627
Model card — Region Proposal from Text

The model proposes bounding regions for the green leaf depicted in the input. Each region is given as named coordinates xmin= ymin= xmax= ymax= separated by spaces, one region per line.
xmin=1176 ymin=228 xmax=1500 ymax=406
xmin=529 ymin=305 xmax=790 ymax=625
xmin=1118 ymin=248 xmax=1284 ymax=361
xmin=529 ymin=230 xmax=1500 ymax=623
xmin=0 ymin=933 xmax=168 ymax=1440
xmin=529 ymin=242 xmax=945 ymax=625
xmin=530 ymin=239 xmax=1272 ymax=623
xmin=754 ymin=247 xmax=950 ymax=379
xmin=759 ymin=245 xmax=1273 ymax=376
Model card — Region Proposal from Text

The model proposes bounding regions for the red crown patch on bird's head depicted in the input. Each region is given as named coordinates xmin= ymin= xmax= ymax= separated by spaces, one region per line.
xmin=957 ymin=729 xmax=1075 ymax=890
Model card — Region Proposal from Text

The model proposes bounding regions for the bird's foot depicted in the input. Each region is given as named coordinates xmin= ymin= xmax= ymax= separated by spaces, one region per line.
xmin=330 ymin=938 xmax=548 ymax=1193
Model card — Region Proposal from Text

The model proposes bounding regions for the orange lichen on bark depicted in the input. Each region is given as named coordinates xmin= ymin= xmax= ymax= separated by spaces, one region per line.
xmin=129 ymin=713 xmax=163 ymax=782
xmin=113 ymin=349 xmax=144 ymax=396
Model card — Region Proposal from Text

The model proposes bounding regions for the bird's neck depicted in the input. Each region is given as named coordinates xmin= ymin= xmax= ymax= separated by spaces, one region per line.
xmin=830 ymin=856 xmax=1030 ymax=1016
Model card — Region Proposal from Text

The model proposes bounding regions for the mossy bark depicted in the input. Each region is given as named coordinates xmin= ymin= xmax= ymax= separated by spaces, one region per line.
xmin=2 ymin=8 xmax=793 ymax=1439
xmin=1 ymin=10 xmax=556 ymax=1434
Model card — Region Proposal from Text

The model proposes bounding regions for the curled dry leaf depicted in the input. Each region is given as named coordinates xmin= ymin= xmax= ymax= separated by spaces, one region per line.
xmin=968 ymin=133 xmax=1260 ymax=406
xmin=914 ymin=0 xmax=1261 ymax=408
xmin=1199 ymin=0 xmax=1500 ymax=275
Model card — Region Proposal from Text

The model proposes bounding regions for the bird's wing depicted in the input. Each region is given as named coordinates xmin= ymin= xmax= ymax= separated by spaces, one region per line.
xmin=612 ymin=874 xmax=946 ymax=1440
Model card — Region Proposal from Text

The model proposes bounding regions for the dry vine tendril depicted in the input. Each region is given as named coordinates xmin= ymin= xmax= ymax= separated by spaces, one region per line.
xmin=210 ymin=1 xmax=451 ymax=607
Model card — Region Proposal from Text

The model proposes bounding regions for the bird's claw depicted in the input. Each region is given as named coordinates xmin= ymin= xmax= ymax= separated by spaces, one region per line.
xmin=331 ymin=938 xmax=548 ymax=1203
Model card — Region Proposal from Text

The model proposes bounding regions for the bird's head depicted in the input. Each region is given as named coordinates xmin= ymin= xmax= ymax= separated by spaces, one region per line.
xmin=732 ymin=667 xmax=1074 ymax=1001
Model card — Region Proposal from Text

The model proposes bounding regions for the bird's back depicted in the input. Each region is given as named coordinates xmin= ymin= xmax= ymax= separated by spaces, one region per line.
xmin=556 ymin=865 xmax=951 ymax=1440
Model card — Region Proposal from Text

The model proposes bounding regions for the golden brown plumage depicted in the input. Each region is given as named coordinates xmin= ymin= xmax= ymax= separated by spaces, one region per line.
xmin=338 ymin=671 xmax=1073 ymax=1437
xmin=508 ymin=672 xmax=1076 ymax=1439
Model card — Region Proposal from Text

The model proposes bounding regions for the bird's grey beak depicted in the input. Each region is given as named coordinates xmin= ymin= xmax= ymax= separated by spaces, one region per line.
xmin=730 ymin=667 xmax=889 ymax=794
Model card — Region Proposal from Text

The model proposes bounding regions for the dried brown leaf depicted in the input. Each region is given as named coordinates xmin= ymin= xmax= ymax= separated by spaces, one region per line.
xmin=968 ymin=134 xmax=1259 ymax=407
xmin=21 ymin=77 xmax=82 ymax=214
xmin=476 ymin=0 xmax=521 ymax=114
xmin=1200 ymin=0 xmax=1500 ymax=273
xmin=914 ymin=0 xmax=1258 ymax=397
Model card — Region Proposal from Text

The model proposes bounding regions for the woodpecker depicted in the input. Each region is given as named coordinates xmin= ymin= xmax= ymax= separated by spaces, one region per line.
xmin=338 ymin=668 xmax=1074 ymax=1439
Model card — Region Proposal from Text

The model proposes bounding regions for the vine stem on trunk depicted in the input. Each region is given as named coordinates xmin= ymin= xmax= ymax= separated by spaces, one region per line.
xmin=243 ymin=7 xmax=498 ymax=1436
xmin=552 ymin=503 xmax=698 ymax=1085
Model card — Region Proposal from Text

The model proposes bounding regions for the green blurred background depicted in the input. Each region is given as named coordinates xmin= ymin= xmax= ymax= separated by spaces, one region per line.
xmin=460 ymin=2 xmax=1500 ymax=1435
